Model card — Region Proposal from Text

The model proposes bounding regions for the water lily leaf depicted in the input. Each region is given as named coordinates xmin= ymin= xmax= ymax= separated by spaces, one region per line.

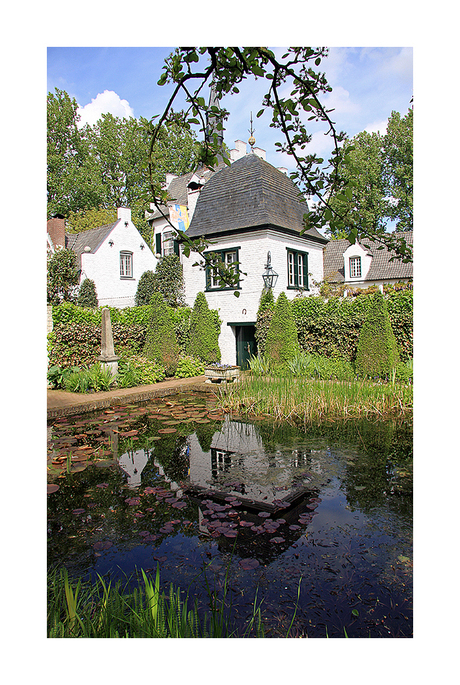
xmin=47 ymin=484 xmax=59 ymax=494
xmin=72 ymin=508 xmax=86 ymax=515
xmin=158 ymin=428 xmax=177 ymax=434
xmin=239 ymin=558 xmax=260 ymax=570
xmin=398 ymin=555 xmax=410 ymax=563
xmin=270 ymin=537 xmax=285 ymax=544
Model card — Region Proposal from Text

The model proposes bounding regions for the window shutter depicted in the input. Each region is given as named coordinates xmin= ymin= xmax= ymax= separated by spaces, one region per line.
xmin=173 ymin=239 xmax=179 ymax=256
xmin=155 ymin=233 xmax=162 ymax=255
xmin=303 ymin=253 xmax=308 ymax=289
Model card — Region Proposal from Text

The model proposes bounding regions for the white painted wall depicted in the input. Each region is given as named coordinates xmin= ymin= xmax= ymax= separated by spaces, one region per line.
xmin=80 ymin=208 xmax=157 ymax=308
xmin=182 ymin=229 xmax=325 ymax=365
xmin=343 ymin=242 xmax=372 ymax=282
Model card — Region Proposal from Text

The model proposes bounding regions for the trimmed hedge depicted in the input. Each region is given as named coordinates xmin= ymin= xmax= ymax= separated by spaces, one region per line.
xmin=291 ymin=290 xmax=412 ymax=363
xmin=355 ymin=291 xmax=399 ymax=377
xmin=265 ymin=292 xmax=300 ymax=365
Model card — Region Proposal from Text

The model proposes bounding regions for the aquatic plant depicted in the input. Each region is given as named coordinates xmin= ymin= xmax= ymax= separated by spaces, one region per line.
xmin=47 ymin=565 xmax=266 ymax=638
xmin=219 ymin=374 xmax=412 ymax=422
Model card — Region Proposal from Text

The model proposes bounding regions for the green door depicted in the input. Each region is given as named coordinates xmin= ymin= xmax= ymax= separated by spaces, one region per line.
xmin=235 ymin=325 xmax=257 ymax=370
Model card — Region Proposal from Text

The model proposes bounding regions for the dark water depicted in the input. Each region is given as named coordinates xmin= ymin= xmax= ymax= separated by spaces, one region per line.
xmin=47 ymin=392 xmax=412 ymax=638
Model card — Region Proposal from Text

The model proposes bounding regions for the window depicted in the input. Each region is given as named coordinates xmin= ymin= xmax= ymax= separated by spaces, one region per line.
xmin=349 ymin=256 xmax=362 ymax=278
xmin=155 ymin=231 xmax=179 ymax=257
xmin=120 ymin=251 xmax=133 ymax=278
xmin=205 ymin=248 xmax=240 ymax=290
xmin=287 ymin=249 xmax=308 ymax=290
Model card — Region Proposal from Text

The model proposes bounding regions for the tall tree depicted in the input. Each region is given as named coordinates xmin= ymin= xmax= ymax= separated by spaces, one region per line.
xmin=47 ymin=89 xmax=100 ymax=217
xmin=328 ymin=130 xmax=387 ymax=238
xmin=47 ymin=89 xmax=199 ymax=240
xmin=383 ymin=109 xmax=413 ymax=231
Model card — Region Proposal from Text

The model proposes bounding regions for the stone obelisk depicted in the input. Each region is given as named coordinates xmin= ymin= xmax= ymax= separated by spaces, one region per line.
xmin=98 ymin=307 xmax=119 ymax=376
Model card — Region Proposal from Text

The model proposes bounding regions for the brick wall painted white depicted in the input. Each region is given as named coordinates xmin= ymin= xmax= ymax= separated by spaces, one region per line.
xmin=80 ymin=220 xmax=157 ymax=308
xmin=182 ymin=230 xmax=325 ymax=365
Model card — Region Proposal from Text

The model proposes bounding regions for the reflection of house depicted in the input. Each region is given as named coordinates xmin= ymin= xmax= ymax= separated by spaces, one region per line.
xmin=322 ymin=233 xmax=413 ymax=290
xmin=187 ymin=418 xmax=313 ymax=507
xmin=119 ymin=448 xmax=149 ymax=489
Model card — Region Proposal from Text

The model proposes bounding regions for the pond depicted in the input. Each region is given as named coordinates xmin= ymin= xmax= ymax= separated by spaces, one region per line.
xmin=47 ymin=392 xmax=413 ymax=638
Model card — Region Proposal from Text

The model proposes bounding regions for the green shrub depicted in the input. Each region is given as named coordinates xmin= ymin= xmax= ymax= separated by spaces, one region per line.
xmin=355 ymin=290 xmax=400 ymax=378
xmin=175 ymin=355 xmax=205 ymax=378
xmin=77 ymin=278 xmax=98 ymax=308
xmin=284 ymin=352 xmax=355 ymax=381
xmin=143 ymin=293 xmax=180 ymax=376
xmin=150 ymin=254 xmax=185 ymax=307
xmin=187 ymin=292 xmax=221 ymax=363
xmin=265 ymin=292 xmax=299 ymax=366
xmin=255 ymin=289 xmax=275 ymax=357
xmin=135 ymin=270 xmax=157 ymax=307
xmin=118 ymin=355 xmax=166 ymax=385
xmin=47 ymin=248 xmax=80 ymax=304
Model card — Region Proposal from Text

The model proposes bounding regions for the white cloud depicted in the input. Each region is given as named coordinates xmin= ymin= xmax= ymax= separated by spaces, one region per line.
xmin=77 ymin=90 xmax=134 ymax=127
xmin=364 ymin=119 xmax=388 ymax=135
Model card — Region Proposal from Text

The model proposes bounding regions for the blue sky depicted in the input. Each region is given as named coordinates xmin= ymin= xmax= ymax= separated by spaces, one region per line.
xmin=47 ymin=46 xmax=413 ymax=172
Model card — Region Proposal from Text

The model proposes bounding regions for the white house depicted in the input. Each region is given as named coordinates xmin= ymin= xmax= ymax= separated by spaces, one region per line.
xmin=65 ymin=207 xmax=158 ymax=308
xmin=322 ymin=232 xmax=413 ymax=291
xmin=146 ymin=140 xmax=328 ymax=368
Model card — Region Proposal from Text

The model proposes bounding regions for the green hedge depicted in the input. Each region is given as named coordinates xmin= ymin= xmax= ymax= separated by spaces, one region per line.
xmin=291 ymin=290 xmax=412 ymax=363
xmin=49 ymin=302 xmax=220 ymax=369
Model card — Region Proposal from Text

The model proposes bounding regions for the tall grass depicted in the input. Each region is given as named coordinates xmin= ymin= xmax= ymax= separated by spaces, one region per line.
xmin=47 ymin=566 xmax=266 ymax=638
xmin=219 ymin=374 xmax=412 ymax=423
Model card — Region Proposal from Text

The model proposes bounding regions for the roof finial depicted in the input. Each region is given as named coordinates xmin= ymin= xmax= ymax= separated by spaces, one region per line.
xmin=248 ymin=112 xmax=256 ymax=152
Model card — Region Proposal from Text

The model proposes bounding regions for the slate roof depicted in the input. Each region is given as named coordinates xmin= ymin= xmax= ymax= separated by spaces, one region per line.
xmin=146 ymin=159 xmax=229 ymax=220
xmin=323 ymin=231 xmax=413 ymax=282
xmin=185 ymin=153 xmax=327 ymax=244
xmin=65 ymin=222 xmax=117 ymax=260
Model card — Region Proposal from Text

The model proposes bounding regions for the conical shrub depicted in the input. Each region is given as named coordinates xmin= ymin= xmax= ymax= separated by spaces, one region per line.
xmin=187 ymin=292 xmax=221 ymax=363
xmin=143 ymin=292 xmax=180 ymax=376
xmin=355 ymin=290 xmax=400 ymax=378
xmin=76 ymin=278 xmax=98 ymax=308
xmin=265 ymin=291 xmax=299 ymax=365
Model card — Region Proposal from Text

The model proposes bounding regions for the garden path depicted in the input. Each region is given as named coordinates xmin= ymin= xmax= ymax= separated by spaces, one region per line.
xmin=47 ymin=376 xmax=210 ymax=419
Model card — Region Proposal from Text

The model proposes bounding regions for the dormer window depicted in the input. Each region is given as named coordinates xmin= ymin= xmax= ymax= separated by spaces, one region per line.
xmin=349 ymin=256 xmax=362 ymax=279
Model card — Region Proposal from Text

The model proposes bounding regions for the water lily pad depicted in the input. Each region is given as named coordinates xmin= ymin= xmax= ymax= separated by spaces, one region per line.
xmin=223 ymin=530 xmax=238 ymax=538
xmin=270 ymin=537 xmax=285 ymax=544
xmin=258 ymin=511 xmax=271 ymax=518
xmin=239 ymin=558 xmax=259 ymax=570
xmin=47 ymin=484 xmax=59 ymax=494
xmin=72 ymin=508 xmax=86 ymax=515
xmin=158 ymin=428 xmax=177 ymax=434
xmin=93 ymin=540 xmax=113 ymax=550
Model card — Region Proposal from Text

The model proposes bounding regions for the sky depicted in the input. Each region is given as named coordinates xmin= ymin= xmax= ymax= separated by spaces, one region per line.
xmin=47 ymin=46 xmax=413 ymax=173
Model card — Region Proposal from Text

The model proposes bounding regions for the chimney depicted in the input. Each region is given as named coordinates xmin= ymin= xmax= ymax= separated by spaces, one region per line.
xmin=117 ymin=207 xmax=131 ymax=224
xmin=165 ymin=173 xmax=178 ymax=189
xmin=230 ymin=140 xmax=247 ymax=162
xmin=47 ymin=216 xmax=66 ymax=248
xmin=253 ymin=147 xmax=266 ymax=160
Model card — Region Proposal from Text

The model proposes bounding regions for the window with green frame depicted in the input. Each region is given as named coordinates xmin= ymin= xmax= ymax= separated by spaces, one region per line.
xmin=286 ymin=248 xmax=309 ymax=290
xmin=205 ymin=247 xmax=240 ymax=290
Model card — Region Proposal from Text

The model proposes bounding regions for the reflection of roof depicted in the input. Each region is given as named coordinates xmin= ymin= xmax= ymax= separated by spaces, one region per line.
xmin=65 ymin=223 xmax=117 ymax=258
xmin=186 ymin=153 xmax=328 ymax=243
xmin=323 ymin=231 xmax=413 ymax=282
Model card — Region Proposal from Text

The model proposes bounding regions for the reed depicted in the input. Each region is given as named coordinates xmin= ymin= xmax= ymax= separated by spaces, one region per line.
xmin=219 ymin=375 xmax=412 ymax=423
xmin=47 ymin=565 xmax=267 ymax=638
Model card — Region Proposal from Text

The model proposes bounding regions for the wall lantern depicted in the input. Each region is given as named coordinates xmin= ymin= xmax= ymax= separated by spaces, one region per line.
xmin=109 ymin=240 xmax=114 ymax=247
xmin=140 ymin=244 xmax=145 ymax=250
xmin=262 ymin=251 xmax=278 ymax=289
xmin=124 ymin=221 xmax=129 ymax=227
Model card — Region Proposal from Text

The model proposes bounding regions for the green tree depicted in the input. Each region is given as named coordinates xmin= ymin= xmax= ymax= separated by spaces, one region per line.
xmin=150 ymin=254 xmax=185 ymax=307
xmin=187 ymin=292 xmax=221 ymax=363
xmin=355 ymin=290 xmax=399 ymax=378
xmin=135 ymin=270 xmax=157 ymax=307
xmin=47 ymin=248 xmax=80 ymax=304
xmin=77 ymin=278 xmax=98 ymax=307
xmin=382 ymin=109 xmax=413 ymax=231
xmin=47 ymin=91 xmax=198 ymax=242
xmin=265 ymin=292 xmax=299 ymax=365
xmin=47 ymin=89 xmax=100 ymax=217
xmin=67 ymin=207 xmax=118 ymax=233
xmin=143 ymin=292 xmax=180 ymax=376
xmin=328 ymin=131 xmax=387 ymax=237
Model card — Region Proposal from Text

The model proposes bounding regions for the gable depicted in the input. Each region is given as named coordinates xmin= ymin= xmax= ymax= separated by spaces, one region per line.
xmin=323 ymin=232 xmax=413 ymax=283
